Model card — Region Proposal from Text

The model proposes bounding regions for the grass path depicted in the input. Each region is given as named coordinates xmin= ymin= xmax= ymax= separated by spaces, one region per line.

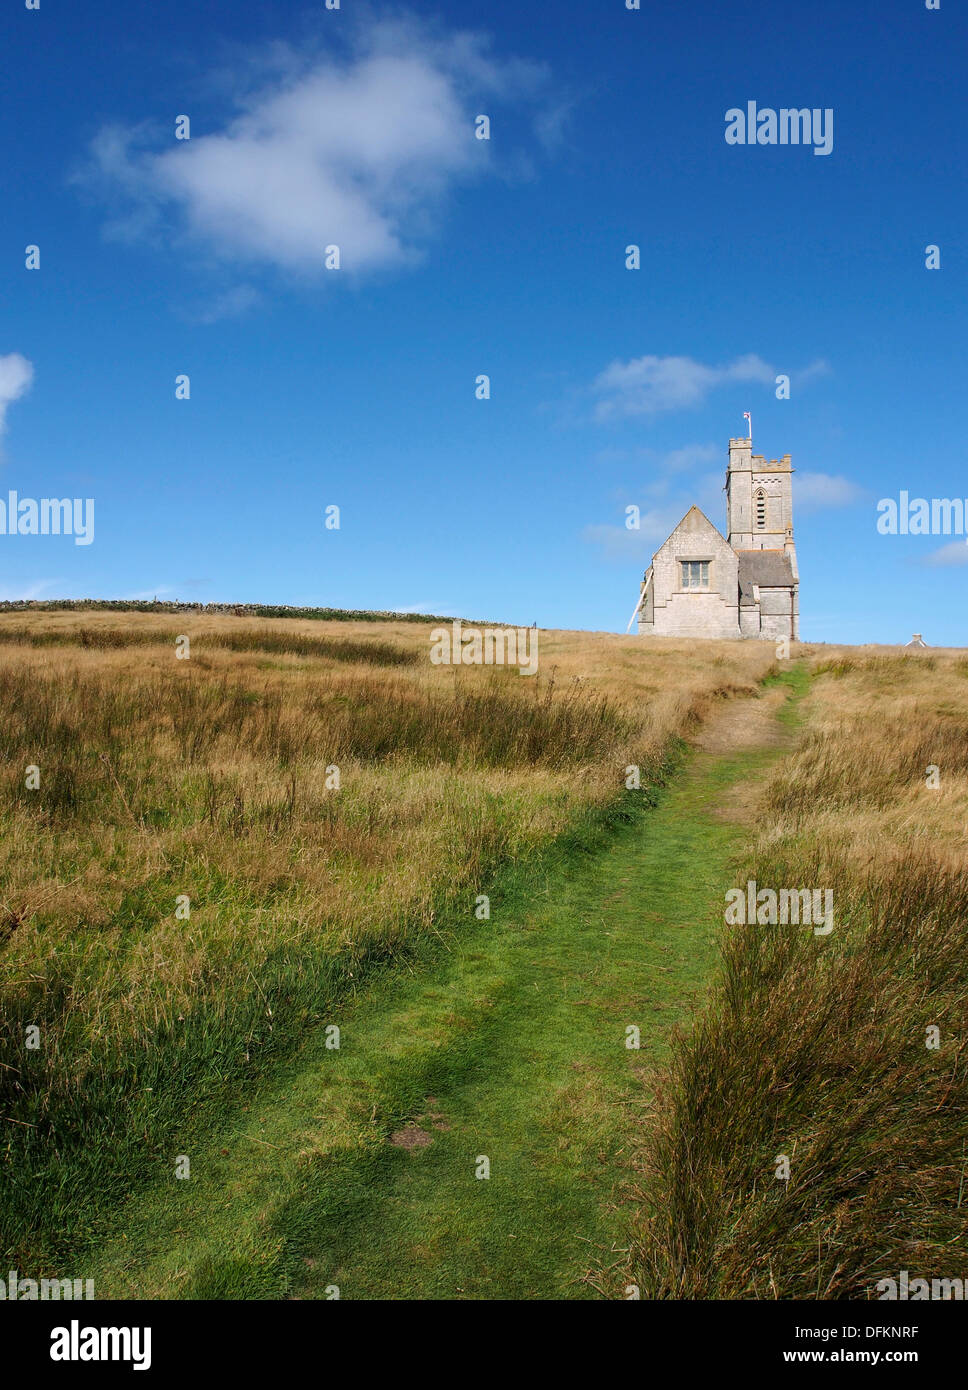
xmin=90 ymin=675 xmax=802 ymax=1301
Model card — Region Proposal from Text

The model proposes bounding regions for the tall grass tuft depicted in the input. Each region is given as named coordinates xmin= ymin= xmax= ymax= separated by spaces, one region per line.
xmin=637 ymin=649 xmax=968 ymax=1299
xmin=0 ymin=624 xmax=415 ymax=666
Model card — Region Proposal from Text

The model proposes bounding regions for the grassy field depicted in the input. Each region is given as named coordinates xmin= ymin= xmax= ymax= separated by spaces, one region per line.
xmin=0 ymin=610 xmax=771 ymax=1277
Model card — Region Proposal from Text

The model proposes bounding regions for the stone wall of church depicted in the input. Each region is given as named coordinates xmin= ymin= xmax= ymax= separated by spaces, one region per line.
xmin=640 ymin=522 xmax=741 ymax=639
xmin=756 ymin=585 xmax=798 ymax=640
xmin=646 ymin=592 xmax=741 ymax=638
xmin=738 ymin=606 xmax=761 ymax=638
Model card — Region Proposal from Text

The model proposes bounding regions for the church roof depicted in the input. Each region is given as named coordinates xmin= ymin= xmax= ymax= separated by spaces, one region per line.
xmin=737 ymin=550 xmax=797 ymax=606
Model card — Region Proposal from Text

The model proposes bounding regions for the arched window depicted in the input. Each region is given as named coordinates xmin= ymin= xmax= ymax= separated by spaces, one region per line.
xmin=754 ymin=489 xmax=767 ymax=529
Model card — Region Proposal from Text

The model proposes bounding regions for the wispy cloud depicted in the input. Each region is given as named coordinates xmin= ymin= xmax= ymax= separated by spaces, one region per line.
xmin=922 ymin=540 xmax=968 ymax=567
xmin=583 ymin=508 xmax=690 ymax=559
xmin=0 ymin=353 xmax=34 ymax=436
xmin=794 ymin=471 xmax=864 ymax=512
xmin=593 ymin=442 xmax=720 ymax=478
xmin=78 ymin=18 xmax=552 ymax=279
xmin=0 ymin=579 xmax=56 ymax=601
xmin=182 ymin=285 xmax=262 ymax=325
xmin=793 ymin=359 xmax=832 ymax=388
xmin=661 ymin=443 xmax=720 ymax=473
xmin=590 ymin=353 xmax=829 ymax=420
xmin=592 ymin=353 xmax=774 ymax=420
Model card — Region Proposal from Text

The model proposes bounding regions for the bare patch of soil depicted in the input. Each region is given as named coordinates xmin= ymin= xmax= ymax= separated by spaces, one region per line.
xmin=390 ymin=1124 xmax=433 ymax=1150
xmin=690 ymin=686 xmax=791 ymax=756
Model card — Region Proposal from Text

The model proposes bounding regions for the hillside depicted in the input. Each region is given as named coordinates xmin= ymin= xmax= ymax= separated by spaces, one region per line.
xmin=0 ymin=613 xmax=964 ymax=1299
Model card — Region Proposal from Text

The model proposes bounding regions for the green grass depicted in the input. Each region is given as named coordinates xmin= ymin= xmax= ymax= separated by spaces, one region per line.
xmin=762 ymin=659 xmax=810 ymax=716
xmin=84 ymin=678 xmax=802 ymax=1300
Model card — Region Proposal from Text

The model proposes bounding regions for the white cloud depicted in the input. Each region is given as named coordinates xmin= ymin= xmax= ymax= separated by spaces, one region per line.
xmin=0 ymin=353 xmax=34 ymax=435
xmin=80 ymin=22 xmax=550 ymax=277
xmin=592 ymin=353 xmax=775 ymax=420
xmin=923 ymin=540 xmax=968 ymax=567
xmin=793 ymin=472 xmax=864 ymax=512
xmin=591 ymin=353 xmax=830 ymax=419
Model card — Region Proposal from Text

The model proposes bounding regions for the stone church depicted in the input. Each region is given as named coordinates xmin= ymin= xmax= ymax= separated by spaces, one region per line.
xmin=635 ymin=435 xmax=799 ymax=640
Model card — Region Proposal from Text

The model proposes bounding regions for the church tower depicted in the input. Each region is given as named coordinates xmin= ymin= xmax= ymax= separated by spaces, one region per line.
xmin=726 ymin=436 xmax=797 ymax=570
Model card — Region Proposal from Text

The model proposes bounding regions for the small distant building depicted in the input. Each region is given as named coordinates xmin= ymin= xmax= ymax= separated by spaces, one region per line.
xmin=635 ymin=434 xmax=799 ymax=640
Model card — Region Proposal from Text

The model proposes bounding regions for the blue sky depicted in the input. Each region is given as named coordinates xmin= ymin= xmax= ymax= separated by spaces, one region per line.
xmin=1 ymin=0 xmax=965 ymax=644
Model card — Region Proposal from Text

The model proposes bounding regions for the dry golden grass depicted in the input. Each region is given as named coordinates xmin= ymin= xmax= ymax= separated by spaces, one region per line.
xmin=777 ymin=645 xmax=968 ymax=870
